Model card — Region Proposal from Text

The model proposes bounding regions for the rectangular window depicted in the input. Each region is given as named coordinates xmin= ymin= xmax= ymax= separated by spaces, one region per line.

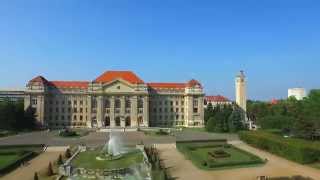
xmin=80 ymin=100 xmax=83 ymax=105
xmin=181 ymin=108 xmax=184 ymax=113
xmin=32 ymin=98 xmax=37 ymax=105
xmin=68 ymin=101 xmax=71 ymax=105
xmin=73 ymin=115 xmax=77 ymax=120
xmin=80 ymin=108 xmax=83 ymax=113
xmin=176 ymin=108 xmax=179 ymax=112
xmin=61 ymin=115 xmax=65 ymax=120
xmin=80 ymin=115 xmax=83 ymax=121
xmin=170 ymin=101 xmax=173 ymax=106
xmin=193 ymin=108 xmax=198 ymax=113
xmin=181 ymin=101 xmax=184 ymax=105
xmin=61 ymin=108 xmax=65 ymax=113
xmin=56 ymin=108 xmax=59 ymax=113
xmin=68 ymin=108 xmax=71 ymax=113
xmin=74 ymin=100 xmax=77 ymax=105
xmin=74 ymin=108 xmax=77 ymax=113
xmin=176 ymin=101 xmax=179 ymax=105
xmin=194 ymin=100 xmax=198 ymax=106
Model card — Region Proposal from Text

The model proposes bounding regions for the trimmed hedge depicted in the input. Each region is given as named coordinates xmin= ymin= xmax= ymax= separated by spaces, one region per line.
xmin=239 ymin=131 xmax=320 ymax=164
xmin=176 ymin=141 xmax=264 ymax=170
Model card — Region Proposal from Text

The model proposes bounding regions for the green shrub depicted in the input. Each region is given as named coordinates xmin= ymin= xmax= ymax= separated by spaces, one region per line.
xmin=59 ymin=129 xmax=78 ymax=137
xmin=239 ymin=131 xmax=320 ymax=164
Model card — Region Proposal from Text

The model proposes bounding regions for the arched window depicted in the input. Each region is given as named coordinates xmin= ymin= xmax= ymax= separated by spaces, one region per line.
xmin=115 ymin=99 xmax=121 ymax=108
xmin=104 ymin=99 xmax=110 ymax=108
xmin=138 ymin=116 xmax=143 ymax=125
xmin=104 ymin=116 xmax=110 ymax=127
xmin=125 ymin=98 xmax=131 ymax=108
xmin=115 ymin=117 xmax=121 ymax=126
xmin=125 ymin=117 xmax=131 ymax=127
xmin=92 ymin=97 xmax=97 ymax=108
xmin=138 ymin=98 xmax=143 ymax=108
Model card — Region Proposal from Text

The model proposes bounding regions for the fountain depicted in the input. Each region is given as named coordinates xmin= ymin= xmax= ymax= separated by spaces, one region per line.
xmin=62 ymin=131 xmax=153 ymax=180
xmin=96 ymin=131 xmax=125 ymax=161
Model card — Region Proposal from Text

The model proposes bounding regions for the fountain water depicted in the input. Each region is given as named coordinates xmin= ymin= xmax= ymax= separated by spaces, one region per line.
xmin=98 ymin=131 xmax=126 ymax=160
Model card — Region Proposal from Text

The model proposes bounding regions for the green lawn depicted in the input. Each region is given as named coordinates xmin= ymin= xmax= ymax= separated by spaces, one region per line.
xmin=177 ymin=141 xmax=265 ymax=170
xmin=72 ymin=149 xmax=143 ymax=169
xmin=0 ymin=154 xmax=21 ymax=169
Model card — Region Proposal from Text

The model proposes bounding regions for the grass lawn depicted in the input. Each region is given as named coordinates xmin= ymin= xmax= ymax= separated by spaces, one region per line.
xmin=0 ymin=154 xmax=21 ymax=169
xmin=177 ymin=141 xmax=265 ymax=170
xmin=0 ymin=130 xmax=18 ymax=138
xmin=0 ymin=145 xmax=43 ymax=175
xmin=72 ymin=149 xmax=143 ymax=169
xmin=181 ymin=127 xmax=206 ymax=132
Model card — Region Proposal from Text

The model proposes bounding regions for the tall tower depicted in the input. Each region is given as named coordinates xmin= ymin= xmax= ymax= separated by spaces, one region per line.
xmin=235 ymin=70 xmax=247 ymax=112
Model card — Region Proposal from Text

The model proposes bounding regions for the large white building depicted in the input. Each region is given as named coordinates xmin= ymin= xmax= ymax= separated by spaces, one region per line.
xmin=288 ymin=88 xmax=306 ymax=100
xmin=24 ymin=71 xmax=204 ymax=129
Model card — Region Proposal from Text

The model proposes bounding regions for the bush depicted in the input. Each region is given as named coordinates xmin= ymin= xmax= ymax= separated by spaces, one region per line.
xmin=34 ymin=172 xmax=39 ymax=180
xmin=239 ymin=131 xmax=320 ymax=164
xmin=47 ymin=162 xmax=53 ymax=176
xmin=156 ymin=129 xmax=169 ymax=135
xmin=65 ymin=149 xmax=72 ymax=159
xmin=57 ymin=154 xmax=63 ymax=165
xmin=59 ymin=129 xmax=78 ymax=137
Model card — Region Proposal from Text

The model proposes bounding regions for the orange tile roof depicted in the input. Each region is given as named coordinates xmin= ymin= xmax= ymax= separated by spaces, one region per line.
xmin=205 ymin=95 xmax=230 ymax=102
xmin=48 ymin=81 xmax=89 ymax=89
xmin=94 ymin=71 xmax=144 ymax=84
xmin=28 ymin=76 xmax=49 ymax=85
xmin=147 ymin=83 xmax=186 ymax=89
xmin=187 ymin=79 xmax=202 ymax=88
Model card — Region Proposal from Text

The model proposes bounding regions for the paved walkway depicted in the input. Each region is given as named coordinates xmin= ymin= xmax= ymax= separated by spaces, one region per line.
xmin=1 ymin=147 xmax=67 ymax=180
xmin=157 ymin=142 xmax=320 ymax=180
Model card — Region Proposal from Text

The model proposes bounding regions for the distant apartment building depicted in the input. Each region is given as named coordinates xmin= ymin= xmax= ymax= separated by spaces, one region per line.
xmin=0 ymin=89 xmax=25 ymax=102
xmin=204 ymin=95 xmax=231 ymax=108
xmin=24 ymin=71 xmax=204 ymax=129
xmin=288 ymin=88 xmax=306 ymax=100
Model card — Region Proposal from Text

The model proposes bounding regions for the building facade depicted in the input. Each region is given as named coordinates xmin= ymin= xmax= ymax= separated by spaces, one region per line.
xmin=288 ymin=88 xmax=306 ymax=100
xmin=0 ymin=89 xmax=25 ymax=102
xmin=24 ymin=71 xmax=204 ymax=129
xmin=204 ymin=95 xmax=232 ymax=108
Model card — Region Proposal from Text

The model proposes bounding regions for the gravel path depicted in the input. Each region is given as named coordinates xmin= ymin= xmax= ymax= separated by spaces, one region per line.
xmin=157 ymin=142 xmax=320 ymax=180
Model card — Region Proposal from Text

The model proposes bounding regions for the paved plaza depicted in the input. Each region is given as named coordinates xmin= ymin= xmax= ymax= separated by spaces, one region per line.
xmin=0 ymin=129 xmax=238 ymax=147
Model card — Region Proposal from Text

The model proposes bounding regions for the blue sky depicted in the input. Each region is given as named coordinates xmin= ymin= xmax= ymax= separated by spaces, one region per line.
xmin=0 ymin=0 xmax=319 ymax=100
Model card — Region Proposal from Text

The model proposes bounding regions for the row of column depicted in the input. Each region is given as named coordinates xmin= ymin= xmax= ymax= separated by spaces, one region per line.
xmin=94 ymin=95 xmax=149 ymax=128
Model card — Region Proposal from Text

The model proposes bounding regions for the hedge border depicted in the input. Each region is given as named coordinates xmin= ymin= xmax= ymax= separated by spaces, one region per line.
xmin=0 ymin=144 xmax=44 ymax=175
xmin=239 ymin=131 xmax=320 ymax=164
xmin=176 ymin=141 xmax=265 ymax=170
